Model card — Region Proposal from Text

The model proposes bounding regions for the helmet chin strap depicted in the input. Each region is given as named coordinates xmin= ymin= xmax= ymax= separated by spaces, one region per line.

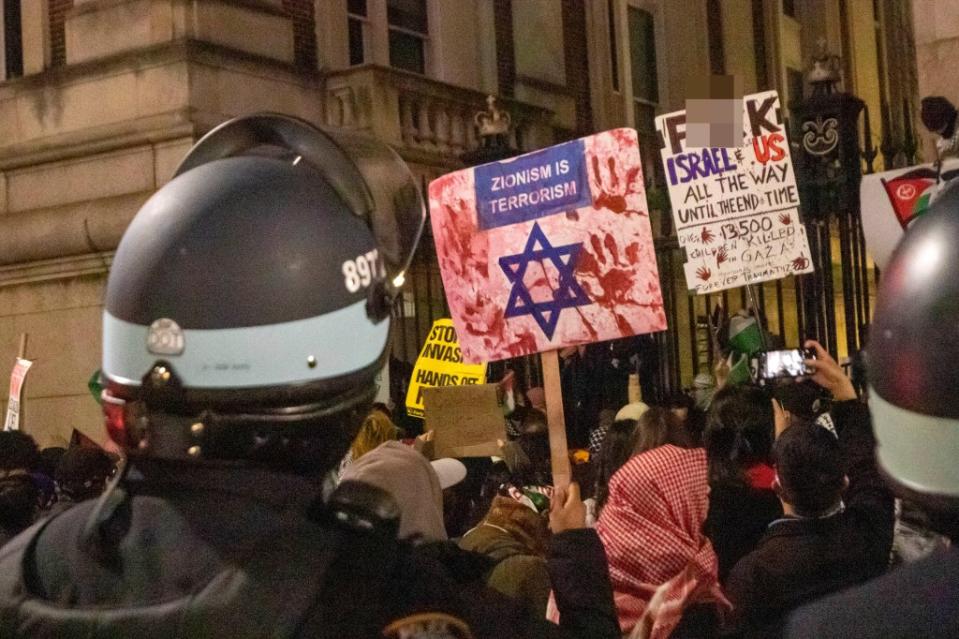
xmin=113 ymin=362 xmax=374 ymax=466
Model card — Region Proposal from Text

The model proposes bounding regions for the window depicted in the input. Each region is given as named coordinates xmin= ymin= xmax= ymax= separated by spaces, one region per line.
xmin=783 ymin=0 xmax=796 ymax=18
xmin=348 ymin=0 xmax=369 ymax=66
xmin=388 ymin=0 xmax=428 ymax=74
xmin=608 ymin=0 xmax=620 ymax=92
xmin=4 ymin=0 xmax=23 ymax=80
xmin=628 ymin=6 xmax=660 ymax=183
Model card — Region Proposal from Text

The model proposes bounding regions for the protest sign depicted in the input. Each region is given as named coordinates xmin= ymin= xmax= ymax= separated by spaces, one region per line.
xmin=428 ymin=128 xmax=666 ymax=364
xmin=655 ymin=90 xmax=814 ymax=294
xmin=4 ymin=358 xmax=32 ymax=432
xmin=405 ymin=318 xmax=487 ymax=418
xmin=860 ymin=159 xmax=959 ymax=269
xmin=429 ymin=129 xmax=665 ymax=485
xmin=424 ymin=383 xmax=505 ymax=458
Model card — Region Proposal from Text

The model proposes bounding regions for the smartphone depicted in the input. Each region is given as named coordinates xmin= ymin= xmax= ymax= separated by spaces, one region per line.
xmin=756 ymin=349 xmax=816 ymax=384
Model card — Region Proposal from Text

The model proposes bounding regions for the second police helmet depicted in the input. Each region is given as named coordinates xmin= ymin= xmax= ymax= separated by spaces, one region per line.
xmin=868 ymin=179 xmax=959 ymax=513
xmin=100 ymin=114 xmax=424 ymax=472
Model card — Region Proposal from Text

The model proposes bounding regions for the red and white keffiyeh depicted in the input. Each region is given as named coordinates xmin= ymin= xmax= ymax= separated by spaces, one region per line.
xmin=597 ymin=445 xmax=729 ymax=637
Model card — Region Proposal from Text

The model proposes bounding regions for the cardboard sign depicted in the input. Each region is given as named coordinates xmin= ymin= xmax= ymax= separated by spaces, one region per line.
xmin=860 ymin=160 xmax=959 ymax=269
xmin=428 ymin=129 xmax=666 ymax=363
xmin=655 ymin=90 xmax=814 ymax=294
xmin=4 ymin=358 xmax=32 ymax=431
xmin=424 ymin=384 xmax=505 ymax=458
xmin=405 ymin=319 xmax=487 ymax=418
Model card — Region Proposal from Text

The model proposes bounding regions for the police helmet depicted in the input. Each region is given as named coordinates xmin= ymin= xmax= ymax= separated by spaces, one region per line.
xmin=101 ymin=114 xmax=424 ymax=472
xmin=869 ymin=180 xmax=959 ymax=510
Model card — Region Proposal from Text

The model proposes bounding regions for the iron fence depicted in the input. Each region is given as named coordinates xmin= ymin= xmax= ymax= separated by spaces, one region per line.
xmin=390 ymin=100 xmax=916 ymax=407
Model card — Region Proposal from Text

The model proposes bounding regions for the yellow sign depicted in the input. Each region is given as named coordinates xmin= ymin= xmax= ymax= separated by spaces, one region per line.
xmin=406 ymin=319 xmax=487 ymax=418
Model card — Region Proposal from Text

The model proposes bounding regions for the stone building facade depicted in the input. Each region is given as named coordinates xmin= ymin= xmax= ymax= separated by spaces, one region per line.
xmin=0 ymin=0 xmax=920 ymax=445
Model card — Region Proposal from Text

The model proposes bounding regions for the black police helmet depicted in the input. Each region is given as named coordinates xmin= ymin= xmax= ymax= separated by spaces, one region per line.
xmin=101 ymin=114 xmax=424 ymax=473
xmin=869 ymin=180 xmax=959 ymax=511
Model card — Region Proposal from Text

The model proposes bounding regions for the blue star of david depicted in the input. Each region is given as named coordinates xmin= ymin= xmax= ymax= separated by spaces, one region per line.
xmin=498 ymin=222 xmax=592 ymax=340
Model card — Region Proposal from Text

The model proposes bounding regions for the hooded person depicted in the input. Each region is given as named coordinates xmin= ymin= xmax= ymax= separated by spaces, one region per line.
xmin=459 ymin=492 xmax=553 ymax=624
xmin=46 ymin=446 xmax=116 ymax=517
xmin=0 ymin=432 xmax=40 ymax=547
xmin=341 ymin=441 xmax=450 ymax=541
xmin=595 ymin=445 xmax=729 ymax=638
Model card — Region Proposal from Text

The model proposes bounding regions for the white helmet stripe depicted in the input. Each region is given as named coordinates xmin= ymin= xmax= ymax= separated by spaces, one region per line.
xmin=870 ymin=387 xmax=959 ymax=499
xmin=103 ymin=300 xmax=388 ymax=388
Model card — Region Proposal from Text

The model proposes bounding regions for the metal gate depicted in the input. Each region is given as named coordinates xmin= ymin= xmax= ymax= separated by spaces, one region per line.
xmin=390 ymin=87 xmax=917 ymax=407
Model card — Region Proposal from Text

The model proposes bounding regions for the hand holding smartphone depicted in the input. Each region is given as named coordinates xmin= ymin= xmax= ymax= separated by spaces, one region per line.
xmin=754 ymin=348 xmax=816 ymax=386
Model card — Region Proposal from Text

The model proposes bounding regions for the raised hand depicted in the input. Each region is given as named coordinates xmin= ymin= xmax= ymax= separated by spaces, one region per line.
xmin=803 ymin=340 xmax=857 ymax=401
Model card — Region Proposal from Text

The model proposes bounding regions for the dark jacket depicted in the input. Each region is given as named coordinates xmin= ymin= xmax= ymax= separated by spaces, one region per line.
xmin=0 ymin=459 xmax=619 ymax=638
xmin=459 ymin=522 xmax=552 ymax=622
xmin=724 ymin=401 xmax=896 ymax=637
xmin=706 ymin=481 xmax=783 ymax=582
xmin=784 ymin=546 xmax=959 ymax=639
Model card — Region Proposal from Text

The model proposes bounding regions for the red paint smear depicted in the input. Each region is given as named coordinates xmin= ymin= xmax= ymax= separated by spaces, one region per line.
xmin=591 ymin=234 xmax=606 ymax=265
xmin=608 ymin=157 xmax=619 ymax=188
xmin=576 ymin=240 xmax=638 ymax=306
xmin=603 ymin=233 xmax=621 ymax=266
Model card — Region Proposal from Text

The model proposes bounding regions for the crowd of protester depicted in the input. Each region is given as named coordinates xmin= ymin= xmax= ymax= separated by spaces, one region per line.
xmin=0 ymin=334 xmax=948 ymax=637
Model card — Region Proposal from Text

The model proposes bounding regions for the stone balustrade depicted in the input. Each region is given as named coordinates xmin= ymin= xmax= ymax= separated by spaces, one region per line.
xmin=324 ymin=65 xmax=553 ymax=165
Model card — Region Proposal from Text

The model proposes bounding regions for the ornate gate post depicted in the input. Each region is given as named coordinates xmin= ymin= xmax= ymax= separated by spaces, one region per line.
xmin=792 ymin=47 xmax=871 ymax=357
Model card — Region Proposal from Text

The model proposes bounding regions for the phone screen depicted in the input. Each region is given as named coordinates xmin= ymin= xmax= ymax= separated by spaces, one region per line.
xmin=761 ymin=349 xmax=809 ymax=379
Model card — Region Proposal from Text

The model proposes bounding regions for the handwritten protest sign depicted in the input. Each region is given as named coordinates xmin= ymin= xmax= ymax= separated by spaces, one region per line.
xmin=405 ymin=319 xmax=487 ymax=418
xmin=425 ymin=384 xmax=505 ymax=458
xmin=4 ymin=358 xmax=32 ymax=431
xmin=428 ymin=129 xmax=666 ymax=363
xmin=860 ymin=159 xmax=959 ymax=269
xmin=655 ymin=90 xmax=814 ymax=294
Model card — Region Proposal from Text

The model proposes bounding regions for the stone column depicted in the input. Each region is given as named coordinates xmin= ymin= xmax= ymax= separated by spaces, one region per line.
xmin=21 ymin=0 xmax=50 ymax=75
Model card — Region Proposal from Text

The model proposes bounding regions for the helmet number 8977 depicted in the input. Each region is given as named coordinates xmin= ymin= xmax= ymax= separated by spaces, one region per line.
xmin=342 ymin=249 xmax=382 ymax=293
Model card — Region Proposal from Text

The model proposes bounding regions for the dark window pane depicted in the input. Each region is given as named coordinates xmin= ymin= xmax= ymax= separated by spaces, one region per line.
xmin=348 ymin=0 xmax=367 ymax=17
xmin=4 ymin=0 xmax=23 ymax=80
xmin=389 ymin=30 xmax=425 ymax=74
xmin=634 ymin=102 xmax=662 ymax=185
xmin=348 ymin=18 xmax=365 ymax=65
xmin=388 ymin=0 xmax=428 ymax=33
xmin=787 ymin=67 xmax=804 ymax=110
xmin=707 ymin=0 xmax=725 ymax=75
xmin=628 ymin=7 xmax=657 ymax=103
xmin=608 ymin=0 xmax=620 ymax=91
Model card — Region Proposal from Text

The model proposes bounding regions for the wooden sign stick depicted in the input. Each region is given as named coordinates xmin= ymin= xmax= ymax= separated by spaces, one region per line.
xmin=541 ymin=349 xmax=571 ymax=487
xmin=17 ymin=333 xmax=28 ymax=360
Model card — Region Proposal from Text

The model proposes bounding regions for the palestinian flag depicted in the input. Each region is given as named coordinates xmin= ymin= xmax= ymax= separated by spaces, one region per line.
xmin=728 ymin=312 xmax=764 ymax=357
xmin=880 ymin=168 xmax=938 ymax=228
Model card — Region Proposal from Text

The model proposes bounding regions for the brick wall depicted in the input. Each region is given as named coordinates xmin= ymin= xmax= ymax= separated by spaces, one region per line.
xmin=49 ymin=0 xmax=72 ymax=67
xmin=282 ymin=0 xmax=317 ymax=70
xmin=561 ymin=0 xmax=593 ymax=134
xmin=493 ymin=0 xmax=515 ymax=98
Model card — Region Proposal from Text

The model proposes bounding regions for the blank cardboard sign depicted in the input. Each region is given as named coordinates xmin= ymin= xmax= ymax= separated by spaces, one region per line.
xmin=424 ymin=384 xmax=505 ymax=458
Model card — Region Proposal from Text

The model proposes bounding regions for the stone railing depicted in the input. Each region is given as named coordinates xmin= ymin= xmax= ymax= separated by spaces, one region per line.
xmin=324 ymin=65 xmax=553 ymax=165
